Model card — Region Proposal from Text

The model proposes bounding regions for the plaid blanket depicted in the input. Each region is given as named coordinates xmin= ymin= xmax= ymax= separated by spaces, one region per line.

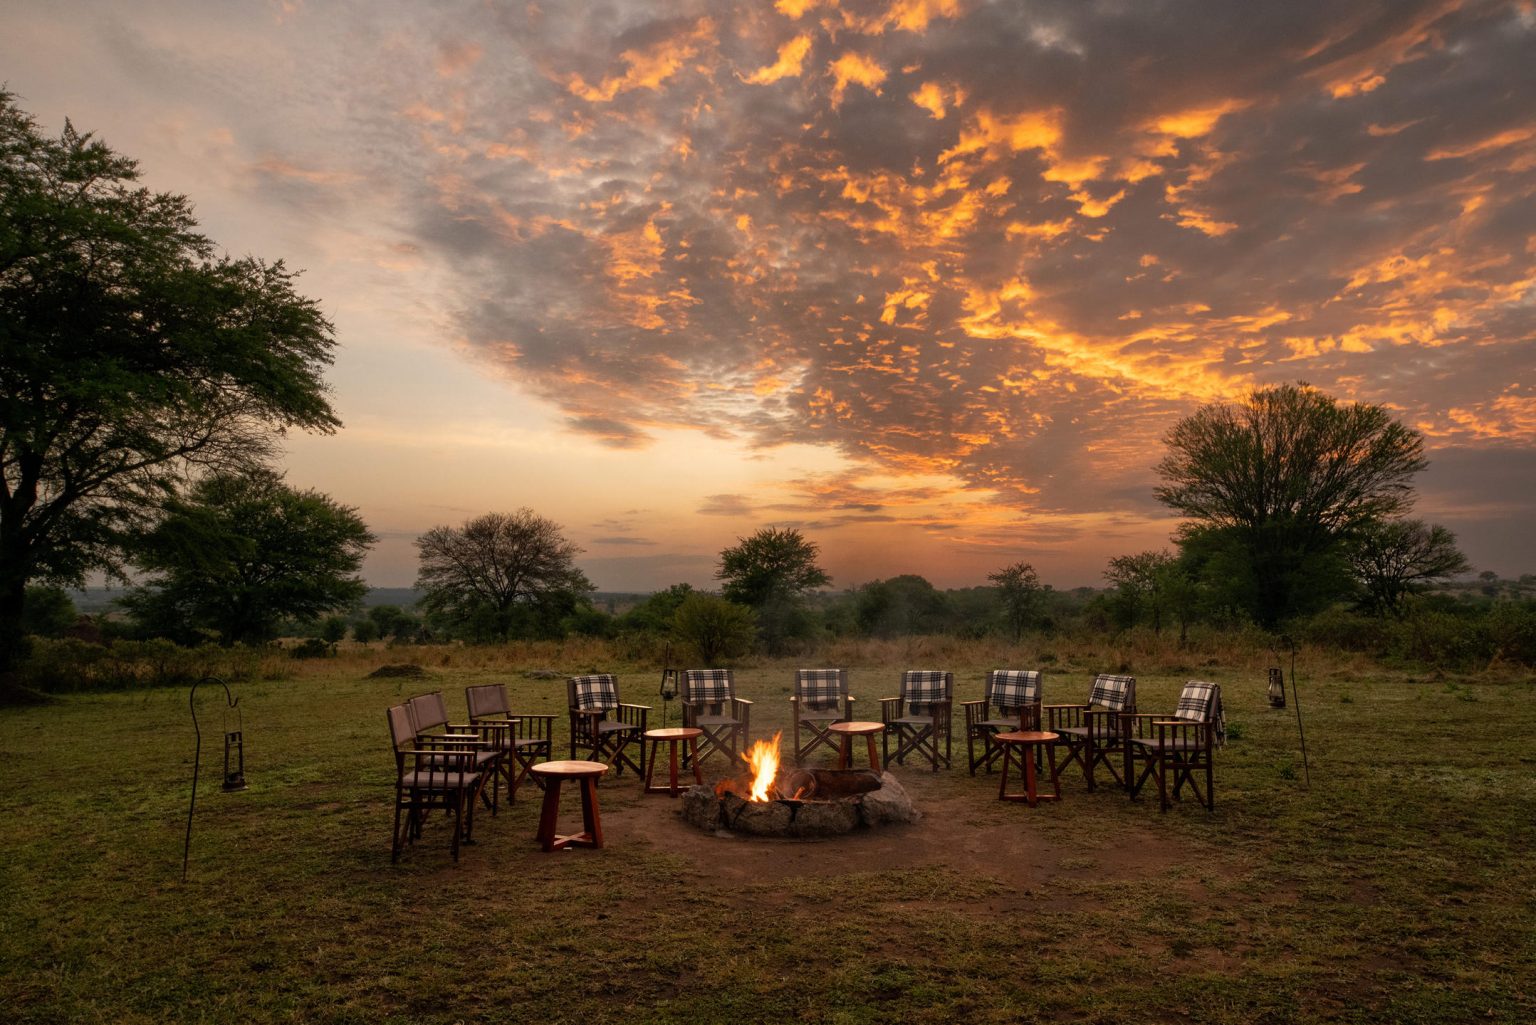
xmin=571 ymin=674 xmax=618 ymax=712
xmin=903 ymin=670 xmax=949 ymax=715
xmin=1089 ymin=673 xmax=1135 ymax=712
xmin=797 ymin=669 xmax=845 ymax=712
xmin=1174 ymin=680 xmax=1226 ymax=746
xmin=990 ymin=670 xmax=1041 ymax=712
xmin=684 ymin=669 xmax=733 ymax=705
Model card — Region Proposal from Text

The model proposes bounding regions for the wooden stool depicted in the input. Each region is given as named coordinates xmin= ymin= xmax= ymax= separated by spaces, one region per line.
xmin=642 ymin=727 xmax=704 ymax=796
xmin=529 ymin=760 xmax=609 ymax=851
xmin=994 ymin=731 xmax=1061 ymax=806
xmin=827 ymin=721 xmax=885 ymax=771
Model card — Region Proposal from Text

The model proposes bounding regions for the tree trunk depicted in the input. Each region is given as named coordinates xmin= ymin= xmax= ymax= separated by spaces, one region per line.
xmin=0 ymin=564 xmax=32 ymax=701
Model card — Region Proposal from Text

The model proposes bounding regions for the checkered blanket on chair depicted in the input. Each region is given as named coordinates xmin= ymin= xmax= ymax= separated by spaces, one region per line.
xmin=1174 ymin=680 xmax=1226 ymax=746
xmin=990 ymin=670 xmax=1040 ymax=712
xmin=684 ymin=669 xmax=732 ymax=705
xmin=1088 ymin=673 xmax=1135 ymax=712
xmin=797 ymin=669 xmax=844 ymax=712
xmin=903 ymin=670 xmax=949 ymax=715
xmin=571 ymin=674 xmax=618 ymax=711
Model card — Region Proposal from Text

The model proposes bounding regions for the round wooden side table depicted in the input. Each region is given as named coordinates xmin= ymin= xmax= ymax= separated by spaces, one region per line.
xmin=827 ymin=720 xmax=886 ymax=771
xmin=642 ymin=727 xmax=705 ymax=796
xmin=993 ymin=730 xmax=1062 ymax=806
xmin=529 ymin=760 xmax=609 ymax=851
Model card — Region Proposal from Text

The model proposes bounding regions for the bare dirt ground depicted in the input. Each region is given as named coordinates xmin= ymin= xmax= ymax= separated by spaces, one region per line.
xmin=602 ymin=769 xmax=1190 ymax=895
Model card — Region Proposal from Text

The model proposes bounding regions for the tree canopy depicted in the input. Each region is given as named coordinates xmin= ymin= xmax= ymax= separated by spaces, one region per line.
xmin=1348 ymin=519 xmax=1470 ymax=618
xmin=414 ymin=509 xmax=593 ymax=641
xmin=717 ymin=527 xmax=830 ymax=652
xmin=1154 ymin=383 xmax=1427 ymax=626
xmin=123 ymin=469 xmax=374 ymax=645
xmin=0 ymin=94 xmax=339 ymax=684
xmin=988 ymin=562 xmax=1046 ymax=642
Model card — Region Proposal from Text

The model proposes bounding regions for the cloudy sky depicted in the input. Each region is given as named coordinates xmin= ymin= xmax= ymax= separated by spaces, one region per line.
xmin=4 ymin=0 xmax=1533 ymax=591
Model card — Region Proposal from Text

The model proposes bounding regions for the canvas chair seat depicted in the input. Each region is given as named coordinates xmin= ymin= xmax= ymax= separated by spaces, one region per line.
xmin=400 ymin=769 xmax=481 ymax=789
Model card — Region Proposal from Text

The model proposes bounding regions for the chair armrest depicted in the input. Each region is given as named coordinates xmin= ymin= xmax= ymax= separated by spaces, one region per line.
xmin=879 ymin=696 xmax=900 ymax=723
xmin=732 ymin=697 xmax=754 ymax=708
xmin=619 ymin=702 xmax=653 ymax=712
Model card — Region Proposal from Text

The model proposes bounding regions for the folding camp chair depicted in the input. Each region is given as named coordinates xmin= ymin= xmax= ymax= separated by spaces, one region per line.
xmin=465 ymin=682 xmax=554 ymax=800
xmin=790 ymin=668 xmax=854 ymax=765
xmin=681 ymin=669 xmax=752 ymax=767
xmin=567 ymin=674 xmax=648 ymax=776
xmin=1046 ymin=674 xmax=1136 ymax=790
xmin=1123 ymin=681 xmax=1224 ymax=812
xmin=387 ymin=703 xmax=481 ymax=863
xmin=962 ymin=669 xmax=1043 ymax=775
xmin=405 ymin=691 xmax=503 ymax=814
xmin=881 ymin=670 xmax=953 ymax=772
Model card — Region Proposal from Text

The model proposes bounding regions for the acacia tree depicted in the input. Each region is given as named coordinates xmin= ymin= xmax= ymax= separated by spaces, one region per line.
xmin=717 ymin=527 xmax=830 ymax=653
xmin=1349 ymin=519 xmax=1470 ymax=618
xmin=122 ymin=470 xmax=374 ymax=645
xmin=989 ymin=561 xmax=1045 ymax=642
xmin=0 ymin=95 xmax=339 ymax=691
xmin=1155 ymin=383 xmax=1427 ymax=627
xmin=414 ymin=509 xmax=593 ymax=641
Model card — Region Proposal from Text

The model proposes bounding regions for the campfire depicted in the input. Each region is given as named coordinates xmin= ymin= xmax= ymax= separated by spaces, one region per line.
xmin=682 ymin=732 xmax=918 ymax=838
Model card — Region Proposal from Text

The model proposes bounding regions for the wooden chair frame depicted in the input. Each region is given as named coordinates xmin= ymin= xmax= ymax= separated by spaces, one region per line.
xmin=566 ymin=675 xmax=649 ymax=776
xmin=881 ymin=671 xmax=953 ymax=772
xmin=790 ymin=668 xmax=855 ymax=765
xmin=1123 ymin=682 xmax=1221 ymax=812
xmin=962 ymin=670 xmax=1043 ymax=775
xmin=388 ymin=704 xmax=481 ymax=863
xmin=1045 ymin=674 xmax=1136 ymax=790
xmin=681 ymin=669 xmax=753 ymax=767
xmin=465 ymin=683 xmax=555 ymax=800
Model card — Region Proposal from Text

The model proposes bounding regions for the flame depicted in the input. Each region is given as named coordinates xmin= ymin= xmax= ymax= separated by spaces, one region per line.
xmin=742 ymin=731 xmax=783 ymax=802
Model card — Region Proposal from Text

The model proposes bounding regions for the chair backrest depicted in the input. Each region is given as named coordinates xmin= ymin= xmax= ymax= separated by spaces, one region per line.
xmin=901 ymin=670 xmax=951 ymax=715
xmin=568 ymin=674 xmax=620 ymax=712
xmin=465 ymin=683 xmax=510 ymax=720
xmin=1087 ymin=673 xmax=1135 ymax=713
xmin=795 ymin=668 xmax=848 ymax=712
xmin=1174 ymin=680 xmax=1225 ymax=745
xmin=387 ymin=704 xmax=416 ymax=752
xmin=682 ymin=669 xmax=734 ymax=707
xmin=986 ymin=670 xmax=1041 ymax=713
xmin=406 ymin=692 xmax=451 ymax=734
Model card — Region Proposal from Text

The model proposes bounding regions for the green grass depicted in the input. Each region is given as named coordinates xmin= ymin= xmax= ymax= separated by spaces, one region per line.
xmin=2 ymin=647 xmax=1534 ymax=1024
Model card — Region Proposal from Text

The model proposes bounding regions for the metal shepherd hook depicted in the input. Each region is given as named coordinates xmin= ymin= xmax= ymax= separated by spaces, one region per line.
xmin=182 ymin=675 xmax=245 ymax=882
xmin=1279 ymin=635 xmax=1311 ymax=788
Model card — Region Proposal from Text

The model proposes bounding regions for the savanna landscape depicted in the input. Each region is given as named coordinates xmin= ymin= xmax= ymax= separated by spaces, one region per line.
xmin=3 ymin=635 xmax=1534 ymax=1024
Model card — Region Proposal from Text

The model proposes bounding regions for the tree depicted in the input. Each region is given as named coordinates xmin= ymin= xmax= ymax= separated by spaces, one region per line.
xmin=717 ymin=527 xmax=831 ymax=653
xmin=1349 ymin=519 xmax=1470 ymax=618
xmin=1155 ymin=383 xmax=1427 ymax=627
xmin=989 ymin=562 xmax=1046 ymax=642
xmin=122 ymin=470 xmax=373 ymax=645
xmin=670 ymin=593 xmax=756 ymax=664
xmin=0 ymin=95 xmax=339 ymax=690
xmin=414 ymin=509 xmax=593 ymax=641
xmin=855 ymin=574 xmax=954 ymax=637
xmin=1103 ymin=550 xmax=1180 ymax=634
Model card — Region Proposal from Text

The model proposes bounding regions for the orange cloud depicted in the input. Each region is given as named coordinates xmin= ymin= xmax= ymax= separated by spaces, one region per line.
xmin=828 ymin=51 xmax=888 ymax=106
xmin=743 ymin=34 xmax=814 ymax=85
xmin=1145 ymin=99 xmax=1249 ymax=139
xmin=568 ymin=18 xmax=715 ymax=102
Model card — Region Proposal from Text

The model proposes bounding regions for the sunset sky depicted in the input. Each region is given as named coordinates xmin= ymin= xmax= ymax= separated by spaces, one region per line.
xmin=4 ymin=0 xmax=1533 ymax=592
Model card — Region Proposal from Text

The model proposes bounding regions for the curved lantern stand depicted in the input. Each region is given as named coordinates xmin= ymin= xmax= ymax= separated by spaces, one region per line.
xmin=181 ymin=676 xmax=246 ymax=882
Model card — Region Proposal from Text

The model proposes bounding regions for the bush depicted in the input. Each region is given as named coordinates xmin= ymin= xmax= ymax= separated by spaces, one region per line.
xmin=671 ymin=594 xmax=756 ymax=664
xmin=18 ymin=638 xmax=275 ymax=692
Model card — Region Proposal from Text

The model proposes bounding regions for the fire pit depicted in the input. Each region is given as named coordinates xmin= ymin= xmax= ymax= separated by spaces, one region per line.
xmin=680 ymin=732 xmax=919 ymax=838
